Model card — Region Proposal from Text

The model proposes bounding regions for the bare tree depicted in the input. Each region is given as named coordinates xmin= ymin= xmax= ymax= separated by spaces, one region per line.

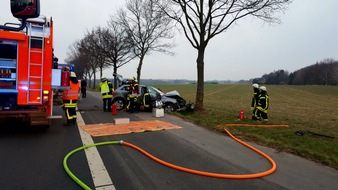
xmin=318 ymin=61 xmax=331 ymax=85
xmin=83 ymin=27 xmax=111 ymax=79
xmin=66 ymin=42 xmax=87 ymax=78
xmin=322 ymin=58 xmax=338 ymax=85
xmin=66 ymin=47 xmax=95 ymax=87
xmin=74 ymin=29 xmax=109 ymax=88
xmin=102 ymin=22 xmax=136 ymax=89
xmin=115 ymin=0 xmax=175 ymax=83
xmin=331 ymin=62 xmax=338 ymax=85
xmin=66 ymin=23 xmax=135 ymax=89
xmin=159 ymin=0 xmax=292 ymax=110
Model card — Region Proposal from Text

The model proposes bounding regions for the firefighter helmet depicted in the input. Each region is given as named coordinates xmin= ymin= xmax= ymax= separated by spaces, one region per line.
xmin=252 ymin=83 xmax=259 ymax=89
xmin=70 ymin=72 xmax=76 ymax=77
xmin=259 ymin=86 xmax=267 ymax=91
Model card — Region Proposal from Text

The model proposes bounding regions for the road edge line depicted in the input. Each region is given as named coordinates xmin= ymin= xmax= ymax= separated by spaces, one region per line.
xmin=76 ymin=111 xmax=116 ymax=190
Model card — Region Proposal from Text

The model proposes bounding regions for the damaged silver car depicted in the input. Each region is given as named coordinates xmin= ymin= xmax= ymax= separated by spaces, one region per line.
xmin=112 ymin=85 xmax=194 ymax=112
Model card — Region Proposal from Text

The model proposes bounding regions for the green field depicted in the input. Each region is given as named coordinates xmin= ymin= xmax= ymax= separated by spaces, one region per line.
xmin=153 ymin=84 xmax=338 ymax=169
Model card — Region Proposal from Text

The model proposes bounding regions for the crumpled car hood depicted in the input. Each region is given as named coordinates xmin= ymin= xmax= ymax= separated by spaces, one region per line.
xmin=164 ymin=90 xmax=181 ymax=97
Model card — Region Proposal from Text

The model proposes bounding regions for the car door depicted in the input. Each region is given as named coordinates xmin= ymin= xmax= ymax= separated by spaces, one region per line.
xmin=146 ymin=86 xmax=161 ymax=101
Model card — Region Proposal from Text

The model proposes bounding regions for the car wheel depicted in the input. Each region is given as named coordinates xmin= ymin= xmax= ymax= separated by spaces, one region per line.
xmin=113 ymin=98 xmax=125 ymax=110
xmin=164 ymin=102 xmax=176 ymax=113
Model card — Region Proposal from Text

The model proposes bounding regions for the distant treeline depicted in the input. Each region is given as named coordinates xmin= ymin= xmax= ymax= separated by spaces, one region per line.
xmin=253 ymin=59 xmax=338 ymax=85
xmin=89 ymin=59 xmax=338 ymax=86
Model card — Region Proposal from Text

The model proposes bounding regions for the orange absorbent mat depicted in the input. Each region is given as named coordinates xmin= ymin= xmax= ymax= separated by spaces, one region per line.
xmin=80 ymin=120 xmax=181 ymax=137
xmin=223 ymin=124 xmax=289 ymax=128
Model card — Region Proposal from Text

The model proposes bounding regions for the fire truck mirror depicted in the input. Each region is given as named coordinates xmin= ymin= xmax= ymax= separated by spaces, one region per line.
xmin=10 ymin=0 xmax=40 ymax=19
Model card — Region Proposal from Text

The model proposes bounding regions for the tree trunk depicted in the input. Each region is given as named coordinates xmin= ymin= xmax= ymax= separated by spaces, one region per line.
xmin=100 ymin=67 xmax=103 ymax=79
xmin=113 ymin=66 xmax=118 ymax=90
xmin=93 ymin=72 xmax=96 ymax=89
xmin=195 ymin=48 xmax=205 ymax=111
xmin=136 ymin=55 xmax=144 ymax=83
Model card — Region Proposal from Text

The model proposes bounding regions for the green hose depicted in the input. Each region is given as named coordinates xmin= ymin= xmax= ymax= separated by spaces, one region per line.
xmin=63 ymin=141 xmax=122 ymax=190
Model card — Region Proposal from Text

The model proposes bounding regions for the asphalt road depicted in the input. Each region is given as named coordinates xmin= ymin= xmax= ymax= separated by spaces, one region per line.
xmin=0 ymin=90 xmax=337 ymax=190
xmin=0 ymin=108 xmax=91 ymax=189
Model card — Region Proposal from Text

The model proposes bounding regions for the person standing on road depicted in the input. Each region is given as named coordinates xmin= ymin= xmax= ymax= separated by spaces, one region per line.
xmin=99 ymin=77 xmax=113 ymax=112
xmin=255 ymin=86 xmax=269 ymax=122
xmin=81 ymin=78 xmax=87 ymax=98
xmin=127 ymin=80 xmax=139 ymax=113
xmin=140 ymin=87 xmax=152 ymax=112
xmin=126 ymin=78 xmax=140 ymax=113
xmin=62 ymin=72 xmax=80 ymax=126
xmin=251 ymin=83 xmax=260 ymax=120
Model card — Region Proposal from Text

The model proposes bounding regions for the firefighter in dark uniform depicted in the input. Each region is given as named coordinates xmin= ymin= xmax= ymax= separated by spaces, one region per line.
xmin=99 ymin=77 xmax=113 ymax=112
xmin=255 ymin=86 xmax=269 ymax=122
xmin=81 ymin=78 xmax=87 ymax=98
xmin=126 ymin=79 xmax=139 ymax=113
xmin=62 ymin=72 xmax=80 ymax=126
xmin=126 ymin=86 xmax=132 ymax=112
xmin=251 ymin=83 xmax=260 ymax=120
xmin=140 ymin=87 xmax=152 ymax=112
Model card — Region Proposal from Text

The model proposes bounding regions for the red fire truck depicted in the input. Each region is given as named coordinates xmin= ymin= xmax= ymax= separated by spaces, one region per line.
xmin=0 ymin=0 xmax=62 ymax=127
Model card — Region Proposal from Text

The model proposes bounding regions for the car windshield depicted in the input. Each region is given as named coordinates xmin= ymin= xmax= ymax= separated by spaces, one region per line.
xmin=148 ymin=86 xmax=164 ymax=96
xmin=116 ymin=85 xmax=164 ymax=97
xmin=120 ymin=85 xmax=130 ymax=92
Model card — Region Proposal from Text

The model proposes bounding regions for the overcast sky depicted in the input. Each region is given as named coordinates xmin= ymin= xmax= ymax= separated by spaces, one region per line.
xmin=1 ymin=0 xmax=337 ymax=81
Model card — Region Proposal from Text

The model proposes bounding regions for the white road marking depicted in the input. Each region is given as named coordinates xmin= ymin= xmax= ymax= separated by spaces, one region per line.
xmin=76 ymin=111 xmax=116 ymax=190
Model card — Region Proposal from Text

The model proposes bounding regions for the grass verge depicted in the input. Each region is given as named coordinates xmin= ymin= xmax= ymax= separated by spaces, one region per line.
xmin=154 ymin=84 xmax=338 ymax=170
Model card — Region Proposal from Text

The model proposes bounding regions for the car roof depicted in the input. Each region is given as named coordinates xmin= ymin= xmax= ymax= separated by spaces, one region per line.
xmin=118 ymin=84 xmax=163 ymax=93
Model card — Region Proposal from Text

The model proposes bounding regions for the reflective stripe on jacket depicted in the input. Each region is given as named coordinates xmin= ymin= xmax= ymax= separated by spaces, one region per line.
xmin=62 ymin=81 xmax=80 ymax=101
xmin=63 ymin=99 xmax=78 ymax=108
xmin=251 ymin=87 xmax=260 ymax=110
xmin=257 ymin=93 xmax=269 ymax=113
xmin=143 ymin=93 xmax=151 ymax=108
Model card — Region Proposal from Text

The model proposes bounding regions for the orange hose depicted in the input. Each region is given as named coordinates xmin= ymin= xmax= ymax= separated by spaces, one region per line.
xmin=223 ymin=124 xmax=289 ymax=128
xmin=122 ymin=129 xmax=277 ymax=179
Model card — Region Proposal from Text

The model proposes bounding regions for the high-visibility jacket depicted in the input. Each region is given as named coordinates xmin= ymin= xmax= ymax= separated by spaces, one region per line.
xmin=62 ymin=80 xmax=80 ymax=107
xmin=99 ymin=80 xmax=113 ymax=99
